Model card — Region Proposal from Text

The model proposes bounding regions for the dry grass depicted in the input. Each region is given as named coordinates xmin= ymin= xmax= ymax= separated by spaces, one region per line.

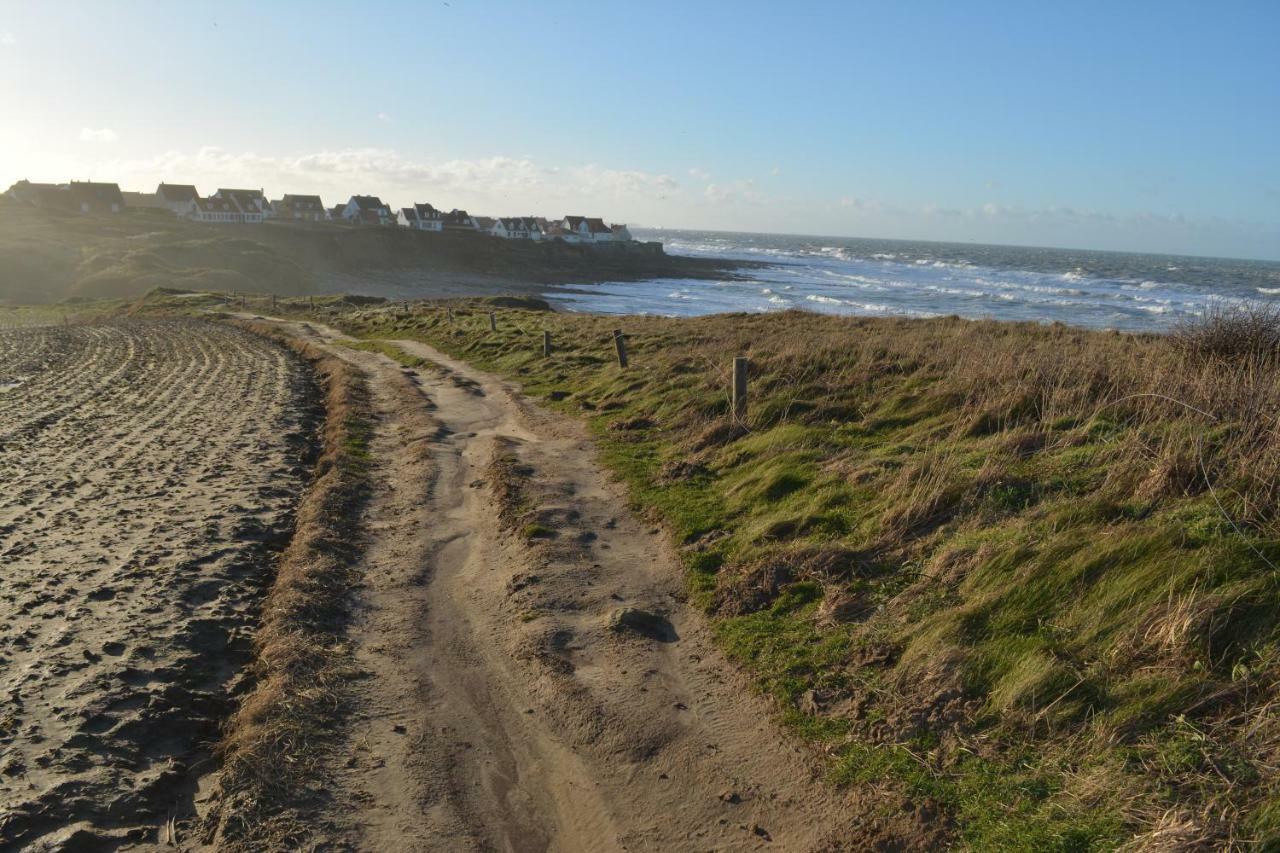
xmin=200 ymin=321 xmax=371 ymax=849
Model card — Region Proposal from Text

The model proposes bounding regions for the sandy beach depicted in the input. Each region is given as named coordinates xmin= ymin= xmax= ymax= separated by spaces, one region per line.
xmin=0 ymin=319 xmax=313 ymax=849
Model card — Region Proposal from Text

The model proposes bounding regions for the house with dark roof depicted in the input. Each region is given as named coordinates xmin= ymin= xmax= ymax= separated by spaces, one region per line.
xmin=611 ymin=224 xmax=633 ymax=241
xmin=66 ymin=182 xmax=125 ymax=214
xmin=212 ymin=188 xmax=268 ymax=222
xmin=491 ymin=217 xmax=544 ymax=240
xmin=341 ymin=195 xmax=394 ymax=225
xmin=190 ymin=196 xmax=246 ymax=224
xmin=559 ymin=215 xmax=616 ymax=243
xmin=397 ymin=202 xmax=444 ymax=231
xmin=4 ymin=179 xmax=127 ymax=214
xmin=441 ymin=209 xmax=478 ymax=231
xmin=272 ymin=194 xmax=327 ymax=221
xmin=155 ymin=183 xmax=199 ymax=216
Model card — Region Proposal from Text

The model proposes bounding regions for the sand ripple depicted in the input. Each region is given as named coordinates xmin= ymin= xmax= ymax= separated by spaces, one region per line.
xmin=0 ymin=319 xmax=313 ymax=849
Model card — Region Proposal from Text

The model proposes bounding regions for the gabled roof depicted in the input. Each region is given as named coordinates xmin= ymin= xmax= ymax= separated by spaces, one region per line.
xmin=194 ymin=197 xmax=240 ymax=213
xmin=442 ymin=209 xmax=475 ymax=227
xmin=585 ymin=217 xmax=611 ymax=234
xmin=414 ymin=202 xmax=442 ymax=219
xmin=280 ymin=194 xmax=324 ymax=209
xmin=156 ymin=183 xmax=199 ymax=203
xmin=348 ymin=195 xmax=388 ymax=212
xmin=214 ymin=188 xmax=267 ymax=211
xmin=399 ymin=207 xmax=420 ymax=221
xmin=473 ymin=216 xmax=496 ymax=230
xmin=496 ymin=216 xmax=543 ymax=231
xmin=67 ymin=182 xmax=124 ymax=208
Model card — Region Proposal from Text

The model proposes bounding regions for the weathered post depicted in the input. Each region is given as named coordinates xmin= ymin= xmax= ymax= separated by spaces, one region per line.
xmin=542 ymin=330 xmax=552 ymax=357
xmin=489 ymin=312 xmax=497 ymax=332
xmin=612 ymin=329 xmax=628 ymax=368
xmin=447 ymin=307 xmax=454 ymax=323
xmin=271 ymin=293 xmax=277 ymax=309
xmin=732 ymin=356 xmax=748 ymax=424
xmin=309 ymin=295 xmax=315 ymax=311
xmin=240 ymin=293 xmax=246 ymax=308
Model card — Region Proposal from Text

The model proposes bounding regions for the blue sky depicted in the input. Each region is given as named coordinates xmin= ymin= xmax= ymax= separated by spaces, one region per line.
xmin=1 ymin=0 xmax=1278 ymax=259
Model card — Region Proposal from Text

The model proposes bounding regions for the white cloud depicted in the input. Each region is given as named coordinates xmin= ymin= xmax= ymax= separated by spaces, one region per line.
xmin=377 ymin=112 xmax=391 ymax=122
xmin=688 ymin=167 xmax=710 ymax=181
xmin=79 ymin=127 xmax=118 ymax=143
xmin=0 ymin=31 xmax=15 ymax=46
xmin=704 ymin=179 xmax=765 ymax=206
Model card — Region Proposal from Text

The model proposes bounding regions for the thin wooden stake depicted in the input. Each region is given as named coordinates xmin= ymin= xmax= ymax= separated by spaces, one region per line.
xmin=543 ymin=330 xmax=552 ymax=358
xmin=613 ymin=329 xmax=628 ymax=368
xmin=489 ymin=312 xmax=497 ymax=332
xmin=732 ymin=356 xmax=748 ymax=424
xmin=309 ymin=295 xmax=315 ymax=311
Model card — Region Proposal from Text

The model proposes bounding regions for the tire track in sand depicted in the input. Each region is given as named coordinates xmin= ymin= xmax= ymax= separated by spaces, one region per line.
xmin=245 ymin=317 xmax=856 ymax=852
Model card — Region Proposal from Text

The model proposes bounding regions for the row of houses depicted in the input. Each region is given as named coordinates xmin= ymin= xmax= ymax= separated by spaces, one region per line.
xmin=398 ymin=204 xmax=631 ymax=242
xmin=4 ymin=179 xmax=633 ymax=242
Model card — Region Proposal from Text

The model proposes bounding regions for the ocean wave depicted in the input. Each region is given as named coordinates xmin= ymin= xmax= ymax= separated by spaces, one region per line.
xmin=1257 ymin=287 xmax=1280 ymax=295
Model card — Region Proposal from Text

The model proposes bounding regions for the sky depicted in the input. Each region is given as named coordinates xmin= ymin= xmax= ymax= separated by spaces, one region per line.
xmin=1 ymin=1 xmax=1278 ymax=260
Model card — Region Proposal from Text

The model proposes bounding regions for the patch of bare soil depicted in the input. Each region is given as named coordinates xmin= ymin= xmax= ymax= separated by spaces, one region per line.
xmin=0 ymin=320 xmax=314 ymax=850
xmin=240 ymin=317 xmax=859 ymax=851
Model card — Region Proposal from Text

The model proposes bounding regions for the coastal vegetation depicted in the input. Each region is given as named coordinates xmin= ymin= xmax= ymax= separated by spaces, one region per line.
xmin=325 ymin=299 xmax=1280 ymax=848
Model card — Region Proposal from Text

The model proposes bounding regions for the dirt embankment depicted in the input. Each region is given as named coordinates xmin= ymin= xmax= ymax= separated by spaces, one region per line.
xmin=0 ymin=319 xmax=316 ymax=850
xmin=0 ymin=204 xmax=742 ymax=304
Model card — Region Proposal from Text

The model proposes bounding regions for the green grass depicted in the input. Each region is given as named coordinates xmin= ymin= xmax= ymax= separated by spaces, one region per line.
xmin=323 ymin=300 xmax=1280 ymax=847
xmin=335 ymin=338 xmax=432 ymax=370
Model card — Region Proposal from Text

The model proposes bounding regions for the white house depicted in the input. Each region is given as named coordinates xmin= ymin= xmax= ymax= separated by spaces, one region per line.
xmin=561 ymin=215 xmax=616 ymax=243
xmin=491 ymin=217 xmax=543 ymax=240
xmin=212 ymin=188 xmax=267 ymax=222
xmin=342 ymin=195 xmax=395 ymax=225
xmin=397 ymin=202 xmax=444 ymax=231
xmin=272 ymin=194 xmax=327 ymax=221
xmin=611 ymin=223 xmax=633 ymax=242
xmin=155 ymin=183 xmax=199 ymax=217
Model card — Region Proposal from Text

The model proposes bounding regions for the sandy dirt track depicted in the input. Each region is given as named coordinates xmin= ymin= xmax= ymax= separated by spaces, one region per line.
xmin=0 ymin=320 xmax=314 ymax=851
xmin=252 ymin=318 xmax=857 ymax=852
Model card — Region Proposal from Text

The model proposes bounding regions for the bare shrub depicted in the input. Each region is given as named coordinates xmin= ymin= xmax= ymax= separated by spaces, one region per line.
xmin=1171 ymin=300 xmax=1280 ymax=364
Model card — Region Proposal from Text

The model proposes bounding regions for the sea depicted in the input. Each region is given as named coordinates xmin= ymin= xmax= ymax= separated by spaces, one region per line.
xmin=545 ymin=229 xmax=1280 ymax=331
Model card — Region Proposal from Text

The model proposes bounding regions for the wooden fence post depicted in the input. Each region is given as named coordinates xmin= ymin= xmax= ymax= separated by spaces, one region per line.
xmin=309 ymin=295 xmax=315 ymax=311
xmin=612 ymin=329 xmax=628 ymax=368
xmin=240 ymin=294 xmax=246 ymax=308
xmin=543 ymin=330 xmax=552 ymax=358
xmin=447 ymin=307 xmax=454 ymax=323
xmin=271 ymin=293 xmax=277 ymax=309
xmin=732 ymin=356 xmax=748 ymax=423
xmin=489 ymin=312 xmax=497 ymax=332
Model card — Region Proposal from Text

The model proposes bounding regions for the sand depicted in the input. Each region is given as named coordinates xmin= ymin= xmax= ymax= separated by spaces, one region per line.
xmin=0 ymin=319 xmax=314 ymax=850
